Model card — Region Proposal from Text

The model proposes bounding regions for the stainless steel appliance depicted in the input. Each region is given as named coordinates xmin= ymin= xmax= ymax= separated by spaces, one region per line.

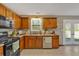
xmin=0 ymin=20 xmax=14 ymax=28
xmin=0 ymin=15 xmax=14 ymax=28
xmin=0 ymin=32 xmax=20 ymax=56
xmin=43 ymin=37 xmax=52 ymax=48
xmin=4 ymin=38 xmax=20 ymax=56
xmin=12 ymin=39 xmax=19 ymax=53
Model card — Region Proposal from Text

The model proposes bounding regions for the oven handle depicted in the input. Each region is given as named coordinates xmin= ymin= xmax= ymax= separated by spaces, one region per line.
xmin=6 ymin=43 xmax=12 ymax=47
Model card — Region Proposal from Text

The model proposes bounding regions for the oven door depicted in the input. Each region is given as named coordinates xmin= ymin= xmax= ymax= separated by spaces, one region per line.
xmin=12 ymin=40 xmax=19 ymax=53
xmin=4 ymin=44 xmax=13 ymax=56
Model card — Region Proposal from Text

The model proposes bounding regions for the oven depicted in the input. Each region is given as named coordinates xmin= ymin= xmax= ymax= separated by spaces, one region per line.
xmin=4 ymin=38 xmax=20 ymax=56
xmin=4 ymin=43 xmax=13 ymax=56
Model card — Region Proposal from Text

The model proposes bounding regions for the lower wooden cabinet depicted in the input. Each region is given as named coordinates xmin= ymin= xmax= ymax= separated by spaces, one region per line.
xmin=25 ymin=37 xmax=29 ymax=48
xmin=0 ymin=46 xmax=4 ymax=56
xmin=20 ymin=37 xmax=24 ymax=51
xmin=28 ymin=37 xmax=36 ymax=48
xmin=25 ymin=36 xmax=43 ymax=49
xmin=52 ymin=35 xmax=59 ymax=48
xmin=36 ymin=37 xmax=43 ymax=48
xmin=24 ymin=35 xmax=59 ymax=49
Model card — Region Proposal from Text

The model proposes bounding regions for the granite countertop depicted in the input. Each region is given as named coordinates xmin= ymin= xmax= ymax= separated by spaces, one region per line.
xmin=8 ymin=34 xmax=59 ymax=38
xmin=8 ymin=34 xmax=25 ymax=38
xmin=25 ymin=34 xmax=58 ymax=37
xmin=0 ymin=43 xmax=4 ymax=47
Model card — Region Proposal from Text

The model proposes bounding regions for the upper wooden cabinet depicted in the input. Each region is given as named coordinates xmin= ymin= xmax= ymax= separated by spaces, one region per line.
xmin=12 ymin=13 xmax=21 ymax=29
xmin=21 ymin=17 xmax=29 ymax=29
xmin=43 ymin=18 xmax=57 ymax=29
xmin=0 ymin=4 xmax=21 ymax=29
xmin=5 ymin=9 xmax=13 ymax=19
xmin=15 ymin=16 xmax=21 ymax=29
xmin=0 ymin=4 xmax=6 ymax=16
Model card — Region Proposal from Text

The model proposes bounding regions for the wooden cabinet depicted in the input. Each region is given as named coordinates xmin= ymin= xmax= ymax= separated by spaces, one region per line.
xmin=25 ymin=36 xmax=29 ymax=48
xmin=52 ymin=35 xmax=59 ymax=48
xmin=21 ymin=17 xmax=29 ymax=29
xmin=36 ymin=37 xmax=43 ymax=48
xmin=0 ymin=4 xmax=21 ymax=29
xmin=24 ymin=36 xmax=59 ymax=49
xmin=0 ymin=4 xmax=5 ymax=16
xmin=28 ymin=36 xmax=36 ymax=48
xmin=15 ymin=16 xmax=21 ymax=29
xmin=5 ymin=9 xmax=13 ymax=19
xmin=0 ymin=46 xmax=4 ymax=56
xmin=43 ymin=18 xmax=57 ymax=29
xmin=25 ymin=36 xmax=43 ymax=49
xmin=12 ymin=13 xmax=21 ymax=29
xmin=20 ymin=37 xmax=24 ymax=51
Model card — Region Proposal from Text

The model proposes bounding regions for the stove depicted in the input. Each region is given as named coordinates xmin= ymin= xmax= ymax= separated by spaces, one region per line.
xmin=0 ymin=32 xmax=20 ymax=56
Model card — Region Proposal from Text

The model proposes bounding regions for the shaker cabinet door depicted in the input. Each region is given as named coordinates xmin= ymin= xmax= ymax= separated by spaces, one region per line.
xmin=43 ymin=18 xmax=57 ymax=29
xmin=36 ymin=37 xmax=43 ymax=48
xmin=25 ymin=37 xmax=29 ymax=48
xmin=28 ymin=37 xmax=36 ymax=48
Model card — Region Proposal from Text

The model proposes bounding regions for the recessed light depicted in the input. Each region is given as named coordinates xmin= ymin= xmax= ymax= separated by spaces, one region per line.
xmin=36 ymin=12 xmax=40 ymax=14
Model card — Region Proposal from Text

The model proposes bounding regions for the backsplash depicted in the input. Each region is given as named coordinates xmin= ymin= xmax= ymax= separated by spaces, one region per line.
xmin=27 ymin=28 xmax=58 ymax=35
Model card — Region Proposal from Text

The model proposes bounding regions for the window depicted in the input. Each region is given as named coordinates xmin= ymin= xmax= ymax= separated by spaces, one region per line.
xmin=31 ymin=18 xmax=42 ymax=31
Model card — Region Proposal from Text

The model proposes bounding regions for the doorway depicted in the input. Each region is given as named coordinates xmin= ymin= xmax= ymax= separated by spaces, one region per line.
xmin=63 ymin=19 xmax=79 ymax=45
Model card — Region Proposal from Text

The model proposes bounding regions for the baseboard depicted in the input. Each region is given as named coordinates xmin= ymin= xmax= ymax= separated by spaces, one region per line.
xmin=59 ymin=44 xmax=64 ymax=46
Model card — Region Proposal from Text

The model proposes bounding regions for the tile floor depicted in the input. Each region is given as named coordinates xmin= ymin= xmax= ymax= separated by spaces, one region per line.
xmin=20 ymin=46 xmax=79 ymax=56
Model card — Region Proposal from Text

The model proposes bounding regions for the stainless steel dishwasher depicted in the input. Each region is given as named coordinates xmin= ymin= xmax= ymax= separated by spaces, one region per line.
xmin=43 ymin=37 xmax=52 ymax=48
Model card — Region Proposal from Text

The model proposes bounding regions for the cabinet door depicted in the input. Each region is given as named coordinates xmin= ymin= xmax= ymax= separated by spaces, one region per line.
xmin=25 ymin=36 xmax=29 ymax=48
xmin=0 ymin=46 xmax=3 ymax=56
xmin=13 ymin=13 xmax=21 ymax=29
xmin=16 ymin=16 xmax=21 ymax=29
xmin=36 ymin=37 xmax=43 ymax=48
xmin=0 ymin=4 xmax=5 ymax=16
xmin=29 ymin=37 xmax=36 ymax=48
xmin=43 ymin=18 xmax=49 ymax=29
xmin=52 ymin=36 xmax=59 ymax=48
xmin=20 ymin=37 xmax=24 ymax=51
xmin=21 ymin=18 xmax=28 ymax=29
xmin=5 ymin=9 xmax=12 ymax=19
xmin=12 ymin=13 xmax=16 ymax=28
xmin=43 ymin=18 xmax=57 ymax=29
xmin=50 ymin=18 xmax=57 ymax=28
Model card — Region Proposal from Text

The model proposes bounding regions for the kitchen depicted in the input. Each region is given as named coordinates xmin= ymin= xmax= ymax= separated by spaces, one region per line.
xmin=0 ymin=3 xmax=79 ymax=56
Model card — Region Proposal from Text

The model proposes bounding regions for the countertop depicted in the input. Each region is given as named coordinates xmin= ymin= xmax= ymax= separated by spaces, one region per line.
xmin=25 ymin=34 xmax=59 ymax=37
xmin=8 ymin=34 xmax=59 ymax=38
xmin=0 ymin=43 xmax=4 ymax=47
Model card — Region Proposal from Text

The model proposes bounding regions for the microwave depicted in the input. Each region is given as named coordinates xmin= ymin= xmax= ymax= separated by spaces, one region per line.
xmin=0 ymin=20 xmax=14 ymax=28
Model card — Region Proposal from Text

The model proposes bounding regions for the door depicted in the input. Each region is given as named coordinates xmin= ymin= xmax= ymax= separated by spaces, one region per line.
xmin=63 ymin=20 xmax=79 ymax=45
xmin=43 ymin=37 xmax=52 ymax=48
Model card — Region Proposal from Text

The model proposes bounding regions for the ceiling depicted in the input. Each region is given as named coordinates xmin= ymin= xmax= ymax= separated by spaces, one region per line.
xmin=3 ymin=3 xmax=79 ymax=16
